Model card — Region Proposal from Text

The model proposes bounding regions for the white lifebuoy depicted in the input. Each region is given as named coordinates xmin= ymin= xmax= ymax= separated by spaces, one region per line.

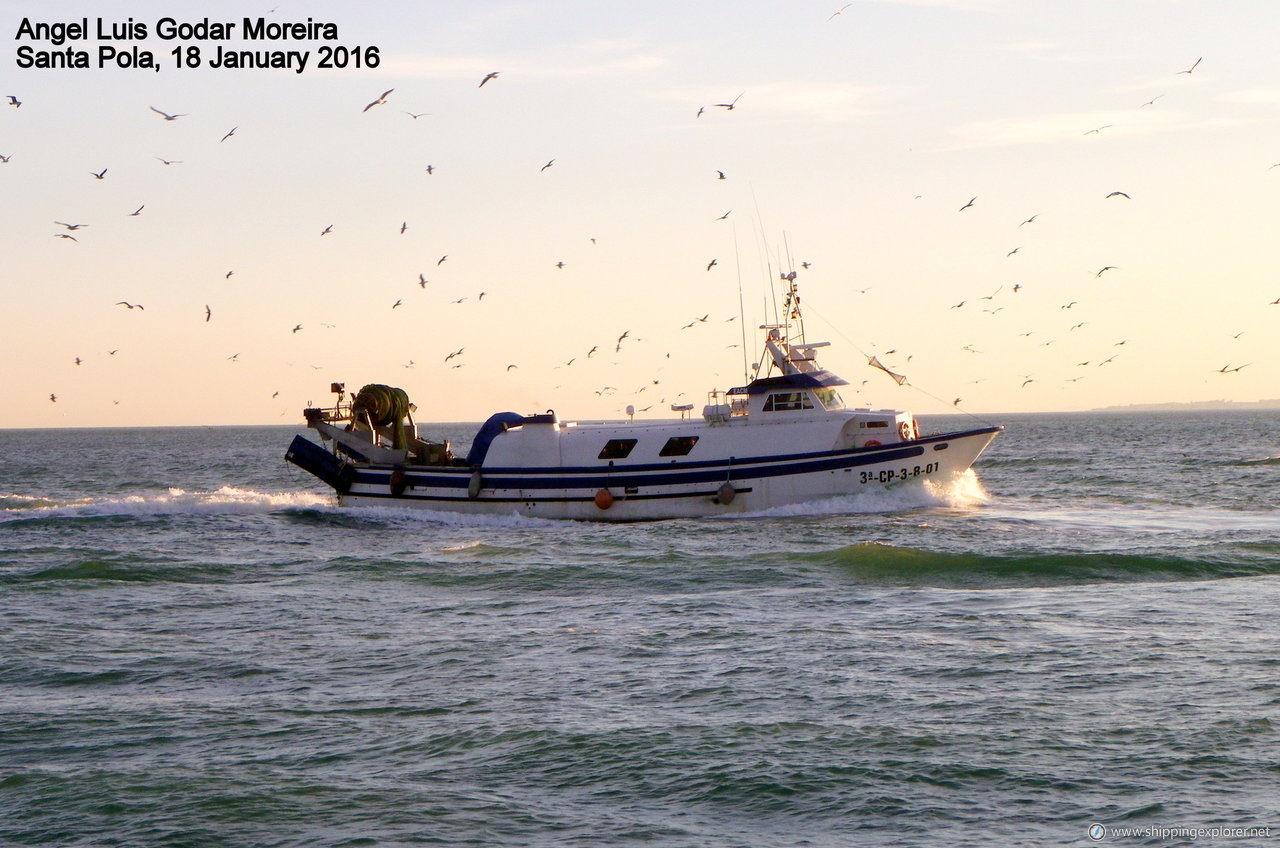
xmin=899 ymin=421 xmax=912 ymax=441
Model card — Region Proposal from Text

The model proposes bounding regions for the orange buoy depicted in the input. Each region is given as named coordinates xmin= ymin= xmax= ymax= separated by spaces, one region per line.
xmin=594 ymin=488 xmax=615 ymax=510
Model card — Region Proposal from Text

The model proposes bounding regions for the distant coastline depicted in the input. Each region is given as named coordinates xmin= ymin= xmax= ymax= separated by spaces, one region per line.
xmin=1091 ymin=399 xmax=1280 ymax=412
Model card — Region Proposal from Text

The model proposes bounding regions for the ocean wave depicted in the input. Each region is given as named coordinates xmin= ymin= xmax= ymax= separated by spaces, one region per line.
xmin=808 ymin=542 xmax=1280 ymax=587
xmin=0 ymin=486 xmax=331 ymax=524
xmin=1237 ymin=455 xmax=1280 ymax=467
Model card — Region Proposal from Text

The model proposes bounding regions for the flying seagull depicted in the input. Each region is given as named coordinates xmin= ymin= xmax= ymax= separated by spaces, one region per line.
xmin=959 ymin=196 xmax=976 ymax=211
xmin=128 ymin=205 xmax=144 ymax=216
xmin=715 ymin=92 xmax=744 ymax=110
xmin=1106 ymin=191 xmax=1130 ymax=199
xmin=54 ymin=221 xmax=87 ymax=230
xmin=220 ymin=126 xmax=237 ymax=143
xmin=479 ymin=72 xmax=500 ymax=87
xmin=115 ymin=301 xmax=144 ymax=310
xmin=1177 ymin=57 xmax=1202 ymax=75
xmin=541 ymin=159 xmax=555 ymax=172
xmin=91 ymin=168 xmax=107 ymax=180
xmin=6 ymin=95 xmax=20 ymax=108
xmin=362 ymin=89 xmax=393 ymax=112
xmin=150 ymin=106 xmax=186 ymax=121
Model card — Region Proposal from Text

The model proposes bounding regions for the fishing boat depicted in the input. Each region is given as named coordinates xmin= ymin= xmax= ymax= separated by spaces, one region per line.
xmin=285 ymin=282 xmax=1001 ymax=520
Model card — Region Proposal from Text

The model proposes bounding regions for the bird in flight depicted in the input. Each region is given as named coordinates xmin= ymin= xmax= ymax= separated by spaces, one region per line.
xmin=128 ymin=205 xmax=144 ymax=216
xmin=404 ymin=111 xmax=430 ymax=119
xmin=418 ymin=274 xmax=428 ymax=287
xmin=400 ymin=221 xmax=408 ymax=234
xmin=91 ymin=168 xmax=107 ymax=180
xmin=362 ymin=89 xmax=393 ymax=112
xmin=715 ymin=92 xmax=744 ymax=110
xmin=7 ymin=95 xmax=20 ymax=108
xmin=115 ymin=301 xmax=144 ymax=310
xmin=155 ymin=157 xmax=182 ymax=165
xmin=1083 ymin=125 xmax=1112 ymax=135
xmin=1140 ymin=94 xmax=1164 ymax=108
xmin=828 ymin=3 xmax=852 ymax=21
xmin=716 ymin=170 xmax=727 ymax=180
xmin=55 ymin=221 xmax=87 ymax=230
xmin=292 ymin=324 xmax=303 ymax=333
xmin=150 ymin=106 xmax=186 ymax=121
xmin=220 ymin=126 xmax=237 ymax=143
xmin=205 ymin=305 xmax=212 ymax=322
xmin=706 ymin=259 xmax=718 ymax=271
xmin=391 ymin=299 xmax=402 ymax=309
xmin=959 ymin=196 xmax=976 ymax=211
xmin=1020 ymin=214 xmax=1038 ymax=226
xmin=49 ymin=393 xmax=56 ymax=402
xmin=1096 ymin=266 xmax=1117 ymax=277
xmin=479 ymin=72 xmax=500 ymax=87
xmin=53 ymin=233 xmax=78 ymax=242
xmin=1106 ymin=191 xmax=1130 ymax=199
xmin=1177 ymin=57 xmax=1202 ymax=75
xmin=320 ymin=225 xmax=333 ymax=236
xmin=424 ymin=164 xmax=434 ymax=175
xmin=437 ymin=255 xmax=448 ymax=265
xmin=541 ymin=159 xmax=555 ymax=172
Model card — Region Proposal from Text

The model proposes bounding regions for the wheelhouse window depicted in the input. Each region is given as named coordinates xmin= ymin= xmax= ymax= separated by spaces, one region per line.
xmin=598 ymin=439 xmax=638 ymax=459
xmin=814 ymin=388 xmax=845 ymax=410
xmin=659 ymin=436 xmax=699 ymax=457
xmin=763 ymin=392 xmax=813 ymax=412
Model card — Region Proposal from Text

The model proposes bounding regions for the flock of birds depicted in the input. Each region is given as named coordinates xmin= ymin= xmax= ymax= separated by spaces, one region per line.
xmin=11 ymin=27 xmax=1277 ymax=419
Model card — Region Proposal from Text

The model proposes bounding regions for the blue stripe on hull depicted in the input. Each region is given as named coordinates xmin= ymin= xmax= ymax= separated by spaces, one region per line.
xmin=354 ymin=444 xmax=930 ymax=491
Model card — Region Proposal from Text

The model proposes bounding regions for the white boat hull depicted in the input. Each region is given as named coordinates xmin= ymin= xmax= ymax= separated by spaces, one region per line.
xmin=289 ymin=426 xmax=1000 ymax=521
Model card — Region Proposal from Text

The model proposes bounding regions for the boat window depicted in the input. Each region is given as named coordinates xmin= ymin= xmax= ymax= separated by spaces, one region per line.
xmin=814 ymin=389 xmax=845 ymax=410
xmin=598 ymin=438 xmax=638 ymax=459
xmin=763 ymin=392 xmax=813 ymax=412
xmin=865 ymin=420 xmax=890 ymax=429
xmin=659 ymin=436 xmax=699 ymax=457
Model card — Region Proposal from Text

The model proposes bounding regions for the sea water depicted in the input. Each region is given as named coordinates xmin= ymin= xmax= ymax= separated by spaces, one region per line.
xmin=2 ymin=411 xmax=1278 ymax=847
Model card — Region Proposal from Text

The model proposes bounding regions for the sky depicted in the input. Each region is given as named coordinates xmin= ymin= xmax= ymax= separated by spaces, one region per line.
xmin=3 ymin=0 xmax=1278 ymax=429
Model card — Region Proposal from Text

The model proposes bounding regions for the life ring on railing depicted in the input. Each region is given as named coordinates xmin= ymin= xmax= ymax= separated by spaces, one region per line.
xmin=912 ymin=419 xmax=921 ymax=440
xmin=899 ymin=421 xmax=912 ymax=442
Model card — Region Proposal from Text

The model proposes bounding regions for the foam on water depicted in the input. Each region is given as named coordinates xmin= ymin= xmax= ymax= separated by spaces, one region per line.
xmin=0 ymin=486 xmax=331 ymax=522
